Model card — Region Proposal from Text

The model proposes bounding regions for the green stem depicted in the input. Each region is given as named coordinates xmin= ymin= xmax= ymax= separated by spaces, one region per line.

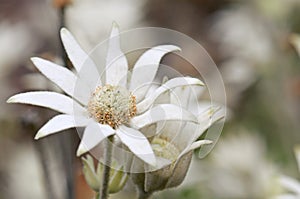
xmin=99 ymin=136 xmax=114 ymax=199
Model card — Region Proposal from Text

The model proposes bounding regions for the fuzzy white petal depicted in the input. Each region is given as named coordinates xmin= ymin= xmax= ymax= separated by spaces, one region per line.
xmin=35 ymin=114 xmax=89 ymax=139
xmin=105 ymin=22 xmax=128 ymax=87
xmin=60 ymin=28 xmax=97 ymax=73
xmin=30 ymin=57 xmax=89 ymax=105
xmin=130 ymin=45 xmax=181 ymax=101
xmin=116 ymin=125 xmax=156 ymax=166
xmin=136 ymin=77 xmax=204 ymax=113
xmin=60 ymin=28 xmax=100 ymax=89
xmin=77 ymin=122 xmax=115 ymax=156
xmin=7 ymin=91 xmax=86 ymax=115
xmin=131 ymin=104 xmax=198 ymax=129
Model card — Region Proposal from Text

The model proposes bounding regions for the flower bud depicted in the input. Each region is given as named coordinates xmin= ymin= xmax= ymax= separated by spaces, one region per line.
xmin=131 ymin=137 xmax=194 ymax=196
xmin=81 ymin=155 xmax=128 ymax=194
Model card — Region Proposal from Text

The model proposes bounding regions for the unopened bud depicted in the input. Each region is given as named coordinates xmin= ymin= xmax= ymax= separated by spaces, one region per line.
xmin=82 ymin=155 xmax=128 ymax=193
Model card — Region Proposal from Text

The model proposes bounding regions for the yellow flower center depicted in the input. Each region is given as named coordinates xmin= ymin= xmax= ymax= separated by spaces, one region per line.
xmin=87 ymin=85 xmax=137 ymax=129
xmin=151 ymin=137 xmax=180 ymax=162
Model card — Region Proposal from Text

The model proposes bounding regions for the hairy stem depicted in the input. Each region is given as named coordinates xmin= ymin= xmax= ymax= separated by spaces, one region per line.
xmin=99 ymin=136 xmax=114 ymax=199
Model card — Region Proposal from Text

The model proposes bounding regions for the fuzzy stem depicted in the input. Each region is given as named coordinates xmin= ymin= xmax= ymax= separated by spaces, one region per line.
xmin=99 ymin=136 xmax=114 ymax=199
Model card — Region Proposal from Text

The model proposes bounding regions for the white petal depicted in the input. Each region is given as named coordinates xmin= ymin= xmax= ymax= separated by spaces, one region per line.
xmin=170 ymin=84 xmax=205 ymax=108
xmin=188 ymin=101 xmax=227 ymax=120
xmin=157 ymin=106 xmax=223 ymax=152
xmin=181 ymin=107 xmax=224 ymax=145
xmin=194 ymin=106 xmax=224 ymax=138
xmin=105 ymin=22 xmax=128 ymax=87
xmin=60 ymin=28 xmax=100 ymax=90
xmin=280 ymin=175 xmax=300 ymax=194
xmin=129 ymin=45 xmax=181 ymax=101
xmin=180 ymin=140 xmax=212 ymax=157
xmin=136 ymin=77 xmax=204 ymax=113
xmin=77 ymin=122 xmax=115 ymax=156
xmin=60 ymin=28 xmax=97 ymax=73
xmin=116 ymin=125 xmax=156 ymax=166
xmin=170 ymin=86 xmax=191 ymax=108
xmin=131 ymin=104 xmax=198 ymax=129
xmin=35 ymin=114 xmax=89 ymax=139
xmin=30 ymin=57 xmax=89 ymax=105
xmin=7 ymin=91 xmax=86 ymax=115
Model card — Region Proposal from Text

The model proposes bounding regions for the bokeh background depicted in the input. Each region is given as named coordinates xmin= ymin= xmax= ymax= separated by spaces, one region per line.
xmin=0 ymin=0 xmax=300 ymax=198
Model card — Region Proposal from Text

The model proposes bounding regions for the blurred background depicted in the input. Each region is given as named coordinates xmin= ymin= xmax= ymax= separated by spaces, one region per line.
xmin=1 ymin=0 xmax=300 ymax=198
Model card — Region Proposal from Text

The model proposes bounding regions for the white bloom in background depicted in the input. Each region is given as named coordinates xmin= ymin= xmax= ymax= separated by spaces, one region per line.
xmin=209 ymin=8 xmax=273 ymax=107
xmin=7 ymin=23 xmax=205 ymax=166
xmin=0 ymin=23 xmax=36 ymax=119
xmin=0 ymin=23 xmax=33 ymax=69
xmin=202 ymin=132 xmax=280 ymax=198
xmin=66 ymin=0 xmax=146 ymax=52
xmin=210 ymin=8 xmax=273 ymax=64
xmin=276 ymin=146 xmax=300 ymax=199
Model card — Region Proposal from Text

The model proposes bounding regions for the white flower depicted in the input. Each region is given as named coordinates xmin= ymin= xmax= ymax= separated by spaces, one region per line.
xmin=200 ymin=132 xmax=280 ymax=198
xmin=131 ymin=85 xmax=224 ymax=195
xmin=7 ymin=23 xmax=204 ymax=166
xmin=65 ymin=0 xmax=146 ymax=52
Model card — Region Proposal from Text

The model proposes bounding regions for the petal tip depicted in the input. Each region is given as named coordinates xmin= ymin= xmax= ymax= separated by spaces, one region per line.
xmin=76 ymin=145 xmax=87 ymax=157
xmin=34 ymin=132 xmax=43 ymax=140
xmin=174 ymin=46 xmax=181 ymax=52
xmin=164 ymin=45 xmax=181 ymax=52
xmin=30 ymin=57 xmax=42 ymax=66
xmin=204 ymin=140 xmax=213 ymax=145
xmin=6 ymin=97 xmax=14 ymax=103
xmin=110 ymin=22 xmax=120 ymax=37
xmin=198 ymin=79 xmax=205 ymax=86
xmin=112 ymin=21 xmax=119 ymax=29
xmin=60 ymin=27 xmax=68 ymax=35
xmin=30 ymin=57 xmax=39 ymax=62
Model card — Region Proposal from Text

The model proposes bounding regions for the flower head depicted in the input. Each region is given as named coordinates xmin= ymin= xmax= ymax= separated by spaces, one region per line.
xmin=131 ymin=85 xmax=224 ymax=195
xmin=7 ymin=23 xmax=205 ymax=166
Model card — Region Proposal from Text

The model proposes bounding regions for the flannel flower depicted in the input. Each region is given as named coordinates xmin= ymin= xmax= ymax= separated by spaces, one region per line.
xmin=7 ymin=23 xmax=205 ymax=166
xmin=130 ymin=85 xmax=223 ymax=196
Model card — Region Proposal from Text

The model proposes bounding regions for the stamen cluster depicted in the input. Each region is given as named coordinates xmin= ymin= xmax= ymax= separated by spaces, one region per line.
xmin=87 ymin=85 xmax=137 ymax=129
